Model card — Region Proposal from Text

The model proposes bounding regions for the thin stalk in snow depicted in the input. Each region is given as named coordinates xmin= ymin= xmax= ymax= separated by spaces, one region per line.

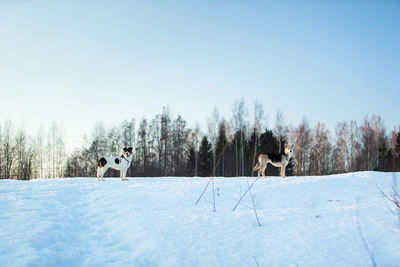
xmin=195 ymin=138 xmax=230 ymax=208
xmin=247 ymin=179 xmax=261 ymax=226
xmin=195 ymin=177 xmax=212 ymax=205
xmin=233 ymin=177 xmax=258 ymax=211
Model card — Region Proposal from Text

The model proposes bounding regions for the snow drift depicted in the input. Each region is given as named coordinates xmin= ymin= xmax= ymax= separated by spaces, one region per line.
xmin=1 ymin=172 xmax=400 ymax=266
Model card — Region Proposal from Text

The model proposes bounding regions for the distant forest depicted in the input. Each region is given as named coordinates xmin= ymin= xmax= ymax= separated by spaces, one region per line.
xmin=1 ymin=99 xmax=399 ymax=179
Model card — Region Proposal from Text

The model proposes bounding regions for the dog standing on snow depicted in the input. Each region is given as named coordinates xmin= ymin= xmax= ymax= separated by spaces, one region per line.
xmin=253 ymin=144 xmax=293 ymax=178
xmin=97 ymin=147 xmax=133 ymax=181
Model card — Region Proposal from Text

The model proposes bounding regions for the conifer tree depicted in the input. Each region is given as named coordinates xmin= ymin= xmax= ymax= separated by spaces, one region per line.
xmin=186 ymin=146 xmax=197 ymax=177
xmin=215 ymin=121 xmax=228 ymax=176
xmin=198 ymin=136 xmax=212 ymax=177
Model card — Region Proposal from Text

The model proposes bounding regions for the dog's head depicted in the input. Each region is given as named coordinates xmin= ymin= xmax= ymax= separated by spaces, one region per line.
xmin=284 ymin=144 xmax=293 ymax=155
xmin=123 ymin=147 xmax=133 ymax=158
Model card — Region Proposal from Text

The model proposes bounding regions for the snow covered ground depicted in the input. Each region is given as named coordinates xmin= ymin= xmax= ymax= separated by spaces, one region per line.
xmin=1 ymin=172 xmax=400 ymax=266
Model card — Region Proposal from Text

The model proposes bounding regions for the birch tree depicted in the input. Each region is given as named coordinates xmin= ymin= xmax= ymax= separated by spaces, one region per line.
xmin=207 ymin=107 xmax=219 ymax=175
xmin=251 ymin=101 xmax=265 ymax=177
xmin=2 ymin=121 xmax=15 ymax=179
xmin=293 ymin=118 xmax=311 ymax=176
xmin=137 ymin=118 xmax=148 ymax=175
xmin=347 ymin=120 xmax=359 ymax=172
xmin=309 ymin=122 xmax=331 ymax=175
xmin=231 ymin=98 xmax=248 ymax=176
xmin=172 ymin=115 xmax=187 ymax=176
xmin=273 ymin=109 xmax=288 ymax=152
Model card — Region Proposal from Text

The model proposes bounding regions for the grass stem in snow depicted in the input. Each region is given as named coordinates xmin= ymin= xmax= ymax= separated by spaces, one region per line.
xmin=233 ymin=177 xmax=258 ymax=211
xmin=247 ymin=179 xmax=261 ymax=226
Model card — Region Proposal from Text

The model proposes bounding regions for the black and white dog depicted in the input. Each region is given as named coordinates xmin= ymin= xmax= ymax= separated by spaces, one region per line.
xmin=253 ymin=144 xmax=293 ymax=178
xmin=97 ymin=147 xmax=133 ymax=181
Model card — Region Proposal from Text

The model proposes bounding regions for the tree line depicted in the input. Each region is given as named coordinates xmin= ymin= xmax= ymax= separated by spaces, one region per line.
xmin=0 ymin=121 xmax=65 ymax=180
xmin=1 ymin=99 xmax=399 ymax=179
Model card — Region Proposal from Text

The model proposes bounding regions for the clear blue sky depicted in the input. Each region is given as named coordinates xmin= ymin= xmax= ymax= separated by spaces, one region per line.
xmin=1 ymin=0 xmax=399 ymax=150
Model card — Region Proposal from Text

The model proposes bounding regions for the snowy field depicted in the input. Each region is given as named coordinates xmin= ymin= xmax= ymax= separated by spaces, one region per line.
xmin=1 ymin=172 xmax=400 ymax=267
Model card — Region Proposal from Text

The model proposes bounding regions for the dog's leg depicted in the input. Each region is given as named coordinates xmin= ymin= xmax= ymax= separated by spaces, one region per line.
xmin=100 ymin=166 xmax=108 ymax=181
xmin=120 ymin=168 xmax=127 ymax=181
xmin=96 ymin=167 xmax=101 ymax=180
xmin=255 ymin=164 xmax=260 ymax=177
xmin=262 ymin=165 xmax=266 ymax=178
xmin=97 ymin=167 xmax=105 ymax=181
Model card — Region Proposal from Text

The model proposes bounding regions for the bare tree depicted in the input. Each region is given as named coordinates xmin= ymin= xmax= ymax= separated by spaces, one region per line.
xmin=359 ymin=115 xmax=386 ymax=171
xmin=34 ymin=126 xmax=45 ymax=178
xmin=172 ymin=115 xmax=187 ymax=176
xmin=121 ymin=119 xmax=136 ymax=148
xmin=137 ymin=118 xmax=148 ymax=175
xmin=91 ymin=122 xmax=108 ymax=161
xmin=0 ymin=122 xmax=2 ymax=179
xmin=309 ymin=122 xmax=331 ymax=175
xmin=148 ymin=115 xmax=162 ymax=176
xmin=293 ymin=118 xmax=311 ymax=176
xmin=2 ymin=121 xmax=15 ymax=179
xmin=359 ymin=117 xmax=373 ymax=170
xmin=121 ymin=119 xmax=135 ymax=176
xmin=15 ymin=127 xmax=36 ymax=180
xmin=273 ymin=109 xmax=288 ymax=152
xmin=46 ymin=122 xmax=66 ymax=178
xmin=186 ymin=123 xmax=201 ymax=177
xmin=15 ymin=125 xmax=27 ymax=179
xmin=108 ymin=126 xmax=122 ymax=156
xmin=160 ymin=107 xmax=172 ymax=176
xmin=207 ymin=107 xmax=219 ymax=175
xmin=251 ymin=101 xmax=265 ymax=177
xmin=231 ymin=98 xmax=249 ymax=176
xmin=332 ymin=122 xmax=348 ymax=173
xmin=347 ymin=120 xmax=359 ymax=172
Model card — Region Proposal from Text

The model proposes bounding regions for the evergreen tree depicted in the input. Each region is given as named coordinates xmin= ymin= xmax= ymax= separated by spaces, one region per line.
xmin=198 ymin=136 xmax=212 ymax=177
xmin=215 ymin=121 xmax=228 ymax=176
xmin=245 ymin=129 xmax=257 ymax=176
xmin=395 ymin=131 xmax=400 ymax=171
xmin=377 ymin=134 xmax=390 ymax=171
xmin=186 ymin=145 xmax=196 ymax=176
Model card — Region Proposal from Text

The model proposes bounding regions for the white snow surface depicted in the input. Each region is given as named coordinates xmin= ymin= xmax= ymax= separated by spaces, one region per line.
xmin=1 ymin=172 xmax=400 ymax=267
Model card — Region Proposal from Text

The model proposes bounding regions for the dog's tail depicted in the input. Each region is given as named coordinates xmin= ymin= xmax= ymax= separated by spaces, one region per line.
xmin=98 ymin=158 xmax=107 ymax=168
xmin=253 ymin=161 xmax=260 ymax=171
